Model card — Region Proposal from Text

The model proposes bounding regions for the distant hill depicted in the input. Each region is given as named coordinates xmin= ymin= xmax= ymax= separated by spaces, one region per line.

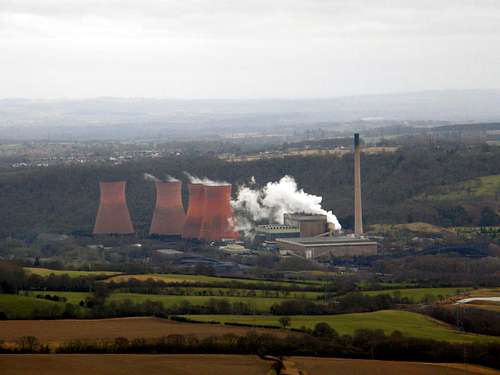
xmin=1 ymin=90 xmax=500 ymax=141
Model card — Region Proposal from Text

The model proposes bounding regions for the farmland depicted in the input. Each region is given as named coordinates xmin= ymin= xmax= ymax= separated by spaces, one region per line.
xmin=24 ymin=267 xmax=121 ymax=278
xmin=0 ymin=355 xmax=496 ymax=375
xmin=0 ymin=317 xmax=293 ymax=345
xmin=185 ymin=310 xmax=500 ymax=344
xmin=363 ymin=287 xmax=470 ymax=302
xmin=289 ymin=357 xmax=500 ymax=375
xmin=0 ymin=355 xmax=271 ymax=375
xmin=106 ymin=273 xmax=315 ymax=288
xmin=0 ymin=294 xmax=65 ymax=319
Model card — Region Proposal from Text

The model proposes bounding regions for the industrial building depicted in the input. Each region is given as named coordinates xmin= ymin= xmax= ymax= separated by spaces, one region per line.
xmin=284 ymin=213 xmax=329 ymax=237
xmin=276 ymin=236 xmax=377 ymax=259
xmin=255 ymin=224 xmax=300 ymax=241
xmin=182 ymin=183 xmax=206 ymax=239
xmin=199 ymin=184 xmax=239 ymax=241
xmin=93 ymin=181 xmax=134 ymax=235
xmin=276 ymin=133 xmax=378 ymax=259
xmin=149 ymin=180 xmax=185 ymax=236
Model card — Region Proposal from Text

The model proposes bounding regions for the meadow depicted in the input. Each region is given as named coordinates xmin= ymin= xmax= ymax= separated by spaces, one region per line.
xmin=0 ymin=294 xmax=64 ymax=319
xmin=184 ymin=310 xmax=500 ymax=344
xmin=105 ymin=273 xmax=315 ymax=288
xmin=25 ymin=267 xmax=121 ymax=278
xmin=362 ymin=287 xmax=470 ymax=302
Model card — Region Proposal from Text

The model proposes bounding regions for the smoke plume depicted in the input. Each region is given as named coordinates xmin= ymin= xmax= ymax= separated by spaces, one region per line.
xmin=143 ymin=173 xmax=160 ymax=182
xmin=183 ymin=172 xmax=230 ymax=186
xmin=165 ymin=175 xmax=180 ymax=182
xmin=232 ymin=176 xmax=341 ymax=235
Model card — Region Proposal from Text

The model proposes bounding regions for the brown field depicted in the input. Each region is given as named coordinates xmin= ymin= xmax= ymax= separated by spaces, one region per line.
xmin=289 ymin=357 xmax=500 ymax=375
xmin=0 ymin=354 xmax=270 ymax=375
xmin=1 ymin=355 xmax=497 ymax=375
xmin=0 ymin=317 xmax=290 ymax=345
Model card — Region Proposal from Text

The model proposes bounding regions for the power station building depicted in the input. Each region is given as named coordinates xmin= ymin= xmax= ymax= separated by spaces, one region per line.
xmin=276 ymin=133 xmax=378 ymax=259
xmin=149 ymin=181 xmax=186 ymax=236
xmin=93 ymin=181 xmax=135 ymax=235
xmin=276 ymin=236 xmax=377 ymax=259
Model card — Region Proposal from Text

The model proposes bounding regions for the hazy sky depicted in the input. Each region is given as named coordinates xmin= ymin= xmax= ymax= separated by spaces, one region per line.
xmin=1 ymin=0 xmax=500 ymax=99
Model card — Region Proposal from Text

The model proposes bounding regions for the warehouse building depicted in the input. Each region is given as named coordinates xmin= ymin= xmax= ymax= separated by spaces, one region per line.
xmin=255 ymin=224 xmax=300 ymax=241
xmin=276 ymin=236 xmax=377 ymax=259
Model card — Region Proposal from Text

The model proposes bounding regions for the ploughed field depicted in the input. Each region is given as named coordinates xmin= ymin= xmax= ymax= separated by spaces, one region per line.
xmin=0 ymin=354 xmax=270 ymax=375
xmin=289 ymin=357 xmax=500 ymax=375
xmin=0 ymin=355 xmax=497 ymax=375
xmin=0 ymin=317 xmax=293 ymax=345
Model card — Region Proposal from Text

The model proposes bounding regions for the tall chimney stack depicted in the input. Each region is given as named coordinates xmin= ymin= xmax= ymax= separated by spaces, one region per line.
xmin=354 ymin=133 xmax=363 ymax=235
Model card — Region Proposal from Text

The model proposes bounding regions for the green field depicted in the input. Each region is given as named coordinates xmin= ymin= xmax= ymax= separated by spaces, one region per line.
xmin=106 ymin=273 xmax=315 ymax=288
xmin=159 ymin=287 xmax=320 ymax=300
xmin=25 ymin=291 xmax=91 ymax=305
xmin=363 ymin=287 xmax=470 ymax=302
xmin=421 ymin=174 xmax=500 ymax=202
xmin=107 ymin=293 xmax=285 ymax=312
xmin=25 ymin=267 xmax=121 ymax=278
xmin=23 ymin=291 xmax=289 ymax=312
xmin=184 ymin=310 xmax=500 ymax=344
xmin=0 ymin=294 xmax=64 ymax=319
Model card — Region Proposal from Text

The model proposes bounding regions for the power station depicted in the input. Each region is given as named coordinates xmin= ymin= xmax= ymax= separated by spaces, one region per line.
xmin=92 ymin=133 xmax=377 ymax=257
xmin=93 ymin=181 xmax=135 ymax=235
xmin=275 ymin=133 xmax=377 ymax=259
xmin=149 ymin=180 xmax=186 ymax=236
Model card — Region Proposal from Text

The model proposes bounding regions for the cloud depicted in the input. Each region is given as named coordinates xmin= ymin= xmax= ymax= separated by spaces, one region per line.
xmin=0 ymin=1 xmax=499 ymax=98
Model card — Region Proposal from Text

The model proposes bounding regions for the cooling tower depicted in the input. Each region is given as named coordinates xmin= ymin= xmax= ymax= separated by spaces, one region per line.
xmin=93 ymin=181 xmax=134 ymax=235
xmin=200 ymin=185 xmax=239 ymax=241
xmin=354 ymin=133 xmax=364 ymax=235
xmin=182 ymin=183 xmax=206 ymax=239
xmin=150 ymin=181 xmax=186 ymax=236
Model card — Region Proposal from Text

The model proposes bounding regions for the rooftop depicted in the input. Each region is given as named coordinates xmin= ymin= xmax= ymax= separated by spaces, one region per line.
xmin=256 ymin=224 xmax=300 ymax=234
xmin=276 ymin=236 xmax=377 ymax=247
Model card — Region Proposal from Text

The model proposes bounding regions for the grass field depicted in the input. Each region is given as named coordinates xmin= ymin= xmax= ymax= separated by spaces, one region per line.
xmin=25 ymin=291 xmax=91 ymax=305
xmin=0 ymin=355 xmax=271 ymax=375
xmin=421 ymin=174 xmax=500 ymax=202
xmin=0 ymin=317 xmax=293 ymax=344
xmin=22 ymin=291 xmax=290 ymax=312
xmin=0 ymin=294 xmax=64 ymax=319
xmin=363 ymin=287 xmax=470 ymax=302
xmin=107 ymin=292 xmax=286 ymax=312
xmin=184 ymin=310 xmax=500 ymax=344
xmin=24 ymin=267 xmax=121 ymax=278
xmin=106 ymin=273 xmax=314 ymax=288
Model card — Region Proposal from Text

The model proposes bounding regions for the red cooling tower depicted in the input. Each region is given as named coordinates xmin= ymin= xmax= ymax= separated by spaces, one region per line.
xmin=182 ymin=183 xmax=206 ymax=239
xmin=200 ymin=185 xmax=239 ymax=241
xmin=93 ymin=181 xmax=135 ymax=235
xmin=150 ymin=181 xmax=186 ymax=236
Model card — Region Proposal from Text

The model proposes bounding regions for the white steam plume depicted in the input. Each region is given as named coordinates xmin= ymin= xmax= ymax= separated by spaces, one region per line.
xmin=165 ymin=175 xmax=180 ymax=182
xmin=232 ymin=176 xmax=341 ymax=235
xmin=144 ymin=173 xmax=160 ymax=182
xmin=183 ymin=172 xmax=230 ymax=186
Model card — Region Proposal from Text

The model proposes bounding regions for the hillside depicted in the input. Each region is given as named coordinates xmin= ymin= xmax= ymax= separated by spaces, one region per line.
xmin=0 ymin=143 xmax=499 ymax=239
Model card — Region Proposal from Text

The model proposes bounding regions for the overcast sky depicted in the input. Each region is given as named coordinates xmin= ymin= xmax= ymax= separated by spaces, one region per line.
xmin=1 ymin=0 xmax=500 ymax=99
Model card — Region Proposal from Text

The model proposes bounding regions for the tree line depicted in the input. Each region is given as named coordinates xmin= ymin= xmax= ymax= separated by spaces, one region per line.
xmin=2 ymin=328 xmax=499 ymax=370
